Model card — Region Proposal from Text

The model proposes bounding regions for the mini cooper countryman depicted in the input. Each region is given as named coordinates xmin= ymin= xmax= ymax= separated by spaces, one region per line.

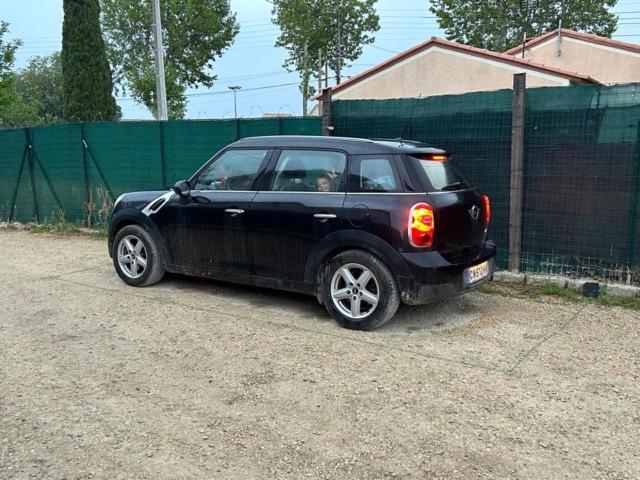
xmin=108 ymin=136 xmax=496 ymax=330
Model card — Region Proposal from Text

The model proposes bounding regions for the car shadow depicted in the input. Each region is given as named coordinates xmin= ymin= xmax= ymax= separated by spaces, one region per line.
xmin=162 ymin=273 xmax=485 ymax=334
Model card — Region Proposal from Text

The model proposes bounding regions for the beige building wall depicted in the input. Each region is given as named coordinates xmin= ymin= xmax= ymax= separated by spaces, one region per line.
xmin=333 ymin=46 xmax=569 ymax=101
xmin=518 ymin=37 xmax=640 ymax=84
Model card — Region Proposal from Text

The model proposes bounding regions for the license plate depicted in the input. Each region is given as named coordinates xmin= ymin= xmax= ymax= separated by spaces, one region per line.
xmin=464 ymin=261 xmax=490 ymax=284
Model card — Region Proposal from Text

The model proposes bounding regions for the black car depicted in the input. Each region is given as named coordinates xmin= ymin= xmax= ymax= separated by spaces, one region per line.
xmin=108 ymin=136 xmax=496 ymax=330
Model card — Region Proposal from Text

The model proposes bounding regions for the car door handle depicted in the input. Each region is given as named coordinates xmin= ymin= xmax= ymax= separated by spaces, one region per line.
xmin=314 ymin=213 xmax=337 ymax=219
xmin=225 ymin=208 xmax=245 ymax=215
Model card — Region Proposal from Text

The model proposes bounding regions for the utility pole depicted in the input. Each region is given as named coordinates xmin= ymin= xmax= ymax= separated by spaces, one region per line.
xmin=318 ymin=50 xmax=323 ymax=97
xmin=325 ymin=58 xmax=329 ymax=89
xmin=333 ymin=12 xmax=341 ymax=85
xmin=151 ymin=0 xmax=168 ymax=120
xmin=228 ymin=85 xmax=241 ymax=119
xmin=556 ymin=18 xmax=563 ymax=57
xmin=302 ymin=42 xmax=308 ymax=116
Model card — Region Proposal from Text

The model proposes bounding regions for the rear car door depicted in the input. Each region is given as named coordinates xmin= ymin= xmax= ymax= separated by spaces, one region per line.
xmin=244 ymin=149 xmax=348 ymax=282
xmin=161 ymin=148 xmax=271 ymax=274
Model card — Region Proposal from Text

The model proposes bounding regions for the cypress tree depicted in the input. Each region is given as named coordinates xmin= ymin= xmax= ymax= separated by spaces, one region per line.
xmin=62 ymin=0 xmax=118 ymax=121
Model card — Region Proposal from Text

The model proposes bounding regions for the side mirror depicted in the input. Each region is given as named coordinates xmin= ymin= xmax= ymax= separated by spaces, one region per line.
xmin=173 ymin=180 xmax=191 ymax=198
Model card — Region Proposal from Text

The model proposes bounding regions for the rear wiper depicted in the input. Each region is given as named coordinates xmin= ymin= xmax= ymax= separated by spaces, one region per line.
xmin=441 ymin=181 xmax=469 ymax=191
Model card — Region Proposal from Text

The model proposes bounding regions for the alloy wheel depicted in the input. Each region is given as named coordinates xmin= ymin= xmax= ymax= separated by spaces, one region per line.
xmin=330 ymin=263 xmax=380 ymax=320
xmin=117 ymin=235 xmax=148 ymax=279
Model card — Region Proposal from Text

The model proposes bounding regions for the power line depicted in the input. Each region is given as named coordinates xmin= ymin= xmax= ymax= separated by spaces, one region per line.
xmin=116 ymin=80 xmax=301 ymax=102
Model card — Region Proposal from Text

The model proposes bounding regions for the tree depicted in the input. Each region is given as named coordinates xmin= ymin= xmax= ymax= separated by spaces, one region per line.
xmin=0 ymin=21 xmax=21 ymax=114
xmin=0 ymin=22 xmax=40 ymax=127
xmin=271 ymin=0 xmax=380 ymax=116
xmin=100 ymin=0 xmax=239 ymax=119
xmin=62 ymin=0 xmax=119 ymax=122
xmin=430 ymin=0 xmax=618 ymax=52
xmin=14 ymin=53 xmax=64 ymax=123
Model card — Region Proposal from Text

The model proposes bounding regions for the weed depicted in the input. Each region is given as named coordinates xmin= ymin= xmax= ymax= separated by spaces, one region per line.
xmin=30 ymin=209 xmax=106 ymax=239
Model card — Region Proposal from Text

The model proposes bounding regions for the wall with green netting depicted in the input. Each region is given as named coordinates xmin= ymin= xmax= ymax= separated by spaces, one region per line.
xmin=332 ymin=83 xmax=640 ymax=283
xmin=0 ymin=117 xmax=321 ymax=225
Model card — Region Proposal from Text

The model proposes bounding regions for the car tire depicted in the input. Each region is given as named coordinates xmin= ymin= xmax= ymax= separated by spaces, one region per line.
xmin=112 ymin=224 xmax=165 ymax=287
xmin=322 ymin=249 xmax=399 ymax=331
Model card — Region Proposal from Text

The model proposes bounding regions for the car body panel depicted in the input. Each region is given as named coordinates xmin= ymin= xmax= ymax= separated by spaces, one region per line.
xmin=245 ymin=192 xmax=347 ymax=282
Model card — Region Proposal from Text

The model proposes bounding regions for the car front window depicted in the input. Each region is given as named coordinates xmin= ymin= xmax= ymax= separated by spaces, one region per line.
xmin=194 ymin=149 xmax=268 ymax=191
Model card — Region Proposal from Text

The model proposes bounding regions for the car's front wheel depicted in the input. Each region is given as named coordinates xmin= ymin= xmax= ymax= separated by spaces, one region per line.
xmin=112 ymin=224 xmax=165 ymax=287
xmin=322 ymin=250 xmax=399 ymax=331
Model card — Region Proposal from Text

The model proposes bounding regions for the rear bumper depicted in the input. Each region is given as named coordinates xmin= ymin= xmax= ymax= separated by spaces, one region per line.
xmin=397 ymin=241 xmax=496 ymax=305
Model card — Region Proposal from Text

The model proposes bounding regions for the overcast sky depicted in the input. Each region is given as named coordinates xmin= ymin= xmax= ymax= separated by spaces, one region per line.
xmin=3 ymin=0 xmax=639 ymax=120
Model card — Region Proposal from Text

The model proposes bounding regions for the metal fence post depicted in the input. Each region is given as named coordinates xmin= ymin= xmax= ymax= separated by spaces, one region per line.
xmin=26 ymin=128 xmax=39 ymax=223
xmin=81 ymin=123 xmax=91 ymax=211
xmin=321 ymin=88 xmax=333 ymax=136
xmin=508 ymin=73 xmax=526 ymax=272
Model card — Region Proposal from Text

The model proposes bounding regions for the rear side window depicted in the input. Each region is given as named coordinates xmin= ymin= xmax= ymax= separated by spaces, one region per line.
xmin=269 ymin=150 xmax=346 ymax=192
xmin=411 ymin=156 xmax=470 ymax=191
xmin=349 ymin=155 xmax=401 ymax=193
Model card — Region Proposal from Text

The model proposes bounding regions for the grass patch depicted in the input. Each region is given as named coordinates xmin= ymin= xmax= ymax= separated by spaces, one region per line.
xmin=28 ymin=211 xmax=107 ymax=239
xmin=481 ymin=281 xmax=640 ymax=311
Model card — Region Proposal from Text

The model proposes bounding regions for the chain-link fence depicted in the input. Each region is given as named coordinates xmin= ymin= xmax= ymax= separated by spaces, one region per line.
xmin=332 ymin=83 xmax=640 ymax=284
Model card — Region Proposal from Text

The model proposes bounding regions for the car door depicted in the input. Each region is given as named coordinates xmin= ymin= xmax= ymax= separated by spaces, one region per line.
xmin=161 ymin=148 xmax=272 ymax=275
xmin=244 ymin=149 xmax=348 ymax=283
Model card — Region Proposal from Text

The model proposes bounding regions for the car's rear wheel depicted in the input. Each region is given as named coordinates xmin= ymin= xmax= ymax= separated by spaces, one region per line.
xmin=322 ymin=250 xmax=399 ymax=331
xmin=112 ymin=224 xmax=165 ymax=287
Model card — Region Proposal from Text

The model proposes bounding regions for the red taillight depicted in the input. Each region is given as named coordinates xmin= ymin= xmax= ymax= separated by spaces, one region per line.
xmin=409 ymin=203 xmax=435 ymax=248
xmin=482 ymin=194 xmax=491 ymax=226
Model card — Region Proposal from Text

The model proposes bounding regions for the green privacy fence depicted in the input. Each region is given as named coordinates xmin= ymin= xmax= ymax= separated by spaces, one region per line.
xmin=0 ymin=117 xmax=321 ymax=225
xmin=1 ymin=84 xmax=639 ymax=283
xmin=332 ymin=83 xmax=640 ymax=283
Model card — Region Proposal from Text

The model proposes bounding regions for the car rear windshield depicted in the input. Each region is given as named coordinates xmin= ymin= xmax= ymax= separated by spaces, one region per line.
xmin=409 ymin=155 xmax=471 ymax=192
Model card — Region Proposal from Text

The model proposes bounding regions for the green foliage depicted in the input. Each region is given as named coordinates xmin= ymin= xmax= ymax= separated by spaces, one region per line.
xmin=100 ymin=0 xmax=239 ymax=119
xmin=62 ymin=0 xmax=119 ymax=122
xmin=14 ymin=53 xmax=64 ymax=123
xmin=0 ymin=22 xmax=42 ymax=128
xmin=271 ymin=0 xmax=379 ymax=115
xmin=0 ymin=94 xmax=40 ymax=127
xmin=0 ymin=21 xmax=21 ymax=117
xmin=430 ymin=0 xmax=619 ymax=52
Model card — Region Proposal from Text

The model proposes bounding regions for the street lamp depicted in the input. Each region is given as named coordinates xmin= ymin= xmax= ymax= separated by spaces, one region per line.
xmin=228 ymin=85 xmax=241 ymax=119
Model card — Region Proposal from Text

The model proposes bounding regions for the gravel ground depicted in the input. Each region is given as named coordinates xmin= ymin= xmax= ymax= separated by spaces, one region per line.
xmin=0 ymin=230 xmax=638 ymax=479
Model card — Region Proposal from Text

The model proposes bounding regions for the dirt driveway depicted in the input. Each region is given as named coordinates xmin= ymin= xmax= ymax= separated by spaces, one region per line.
xmin=0 ymin=230 xmax=637 ymax=479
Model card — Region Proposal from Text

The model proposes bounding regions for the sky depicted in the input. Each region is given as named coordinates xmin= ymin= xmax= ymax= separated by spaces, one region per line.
xmin=3 ymin=0 xmax=640 ymax=120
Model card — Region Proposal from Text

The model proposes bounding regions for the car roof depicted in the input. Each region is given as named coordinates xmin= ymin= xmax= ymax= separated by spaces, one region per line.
xmin=230 ymin=135 xmax=446 ymax=155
